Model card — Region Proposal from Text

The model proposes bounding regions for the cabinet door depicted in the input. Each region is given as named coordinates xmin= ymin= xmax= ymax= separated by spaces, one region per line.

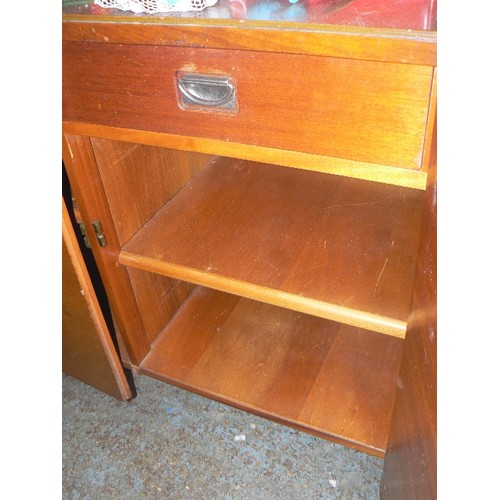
xmin=63 ymin=197 xmax=132 ymax=401
xmin=379 ymin=124 xmax=437 ymax=498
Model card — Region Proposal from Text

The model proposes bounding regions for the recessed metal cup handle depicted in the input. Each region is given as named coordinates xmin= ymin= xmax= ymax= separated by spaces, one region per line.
xmin=177 ymin=73 xmax=237 ymax=110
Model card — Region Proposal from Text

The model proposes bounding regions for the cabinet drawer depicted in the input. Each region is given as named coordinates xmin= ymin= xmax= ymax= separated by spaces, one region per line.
xmin=63 ymin=42 xmax=433 ymax=170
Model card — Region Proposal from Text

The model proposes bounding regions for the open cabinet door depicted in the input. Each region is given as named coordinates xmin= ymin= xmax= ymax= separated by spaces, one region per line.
xmin=62 ymin=196 xmax=132 ymax=401
xmin=379 ymin=120 xmax=437 ymax=498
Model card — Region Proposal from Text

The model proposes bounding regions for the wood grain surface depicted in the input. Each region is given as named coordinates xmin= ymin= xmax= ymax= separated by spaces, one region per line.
xmin=141 ymin=286 xmax=404 ymax=457
xmin=63 ymin=41 xmax=433 ymax=171
xmin=63 ymin=122 xmax=428 ymax=189
xmin=63 ymin=197 xmax=131 ymax=400
xmin=63 ymin=133 xmax=151 ymax=364
xmin=120 ymin=158 xmax=424 ymax=337
xmin=88 ymin=139 xmax=212 ymax=344
xmin=380 ymin=120 xmax=437 ymax=498
xmin=62 ymin=19 xmax=437 ymax=66
xmin=62 ymin=9 xmax=436 ymax=468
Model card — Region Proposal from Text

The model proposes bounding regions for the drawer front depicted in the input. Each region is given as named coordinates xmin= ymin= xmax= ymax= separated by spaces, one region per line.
xmin=63 ymin=41 xmax=433 ymax=170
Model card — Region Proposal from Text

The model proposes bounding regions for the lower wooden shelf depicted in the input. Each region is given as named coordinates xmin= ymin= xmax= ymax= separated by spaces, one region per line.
xmin=139 ymin=286 xmax=404 ymax=457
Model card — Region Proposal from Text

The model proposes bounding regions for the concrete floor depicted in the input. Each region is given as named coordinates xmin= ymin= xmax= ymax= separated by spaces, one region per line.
xmin=62 ymin=373 xmax=384 ymax=499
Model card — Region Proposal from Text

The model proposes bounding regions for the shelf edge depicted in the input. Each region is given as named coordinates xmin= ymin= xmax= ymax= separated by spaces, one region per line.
xmin=62 ymin=121 xmax=427 ymax=190
xmin=119 ymin=251 xmax=407 ymax=339
xmin=138 ymin=366 xmax=386 ymax=458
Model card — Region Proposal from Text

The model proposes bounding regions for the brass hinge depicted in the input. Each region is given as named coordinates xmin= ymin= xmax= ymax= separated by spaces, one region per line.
xmin=78 ymin=223 xmax=91 ymax=249
xmin=91 ymin=220 xmax=107 ymax=248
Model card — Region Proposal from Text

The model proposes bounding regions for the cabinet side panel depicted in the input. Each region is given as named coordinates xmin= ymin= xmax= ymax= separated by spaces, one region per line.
xmin=63 ymin=133 xmax=151 ymax=364
xmin=90 ymin=140 xmax=211 ymax=343
xmin=127 ymin=268 xmax=196 ymax=345
xmin=89 ymin=140 xmax=212 ymax=245
xmin=380 ymin=122 xmax=437 ymax=498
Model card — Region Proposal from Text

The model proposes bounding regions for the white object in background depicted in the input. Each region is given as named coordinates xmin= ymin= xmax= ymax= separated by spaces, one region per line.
xmin=95 ymin=0 xmax=219 ymax=14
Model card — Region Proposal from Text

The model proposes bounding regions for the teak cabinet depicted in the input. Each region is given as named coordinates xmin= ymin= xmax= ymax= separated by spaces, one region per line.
xmin=62 ymin=2 xmax=436 ymax=496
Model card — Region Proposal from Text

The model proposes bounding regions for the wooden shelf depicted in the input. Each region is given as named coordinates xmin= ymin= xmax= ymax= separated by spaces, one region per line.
xmin=120 ymin=158 xmax=423 ymax=337
xmin=139 ymin=286 xmax=404 ymax=457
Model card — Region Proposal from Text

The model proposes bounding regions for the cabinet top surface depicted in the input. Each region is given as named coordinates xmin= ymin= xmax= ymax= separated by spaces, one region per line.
xmin=62 ymin=0 xmax=436 ymax=34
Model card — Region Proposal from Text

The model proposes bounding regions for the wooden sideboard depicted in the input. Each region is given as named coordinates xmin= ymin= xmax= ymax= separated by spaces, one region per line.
xmin=62 ymin=1 xmax=436 ymax=496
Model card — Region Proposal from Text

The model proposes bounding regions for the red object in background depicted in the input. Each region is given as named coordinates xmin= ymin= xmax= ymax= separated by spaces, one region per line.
xmin=317 ymin=0 xmax=436 ymax=30
xmin=76 ymin=0 xmax=436 ymax=32
xmin=228 ymin=0 xmax=435 ymax=30
xmin=89 ymin=4 xmax=107 ymax=14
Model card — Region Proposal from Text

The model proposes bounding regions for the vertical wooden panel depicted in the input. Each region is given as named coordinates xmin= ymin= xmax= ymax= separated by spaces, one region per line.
xmin=380 ymin=121 xmax=437 ymax=498
xmin=90 ymin=140 xmax=211 ymax=343
xmin=63 ymin=198 xmax=132 ymax=400
xmin=63 ymin=133 xmax=150 ymax=364
xmin=127 ymin=268 xmax=196 ymax=344
xmin=89 ymin=140 xmax=212 ymax=245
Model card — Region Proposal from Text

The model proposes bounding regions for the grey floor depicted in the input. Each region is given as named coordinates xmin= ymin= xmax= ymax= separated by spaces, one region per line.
xmin=62 ymin=372 xmax=384 ymax=499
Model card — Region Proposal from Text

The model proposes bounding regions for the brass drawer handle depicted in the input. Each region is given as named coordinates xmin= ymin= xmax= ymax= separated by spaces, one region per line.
xmin=177 ymin=73 xmax=237 ymax=111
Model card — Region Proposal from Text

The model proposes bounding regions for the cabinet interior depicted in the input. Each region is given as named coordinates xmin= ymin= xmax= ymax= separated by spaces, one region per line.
xmin=88 ymin=137 xmax=425 ymax=456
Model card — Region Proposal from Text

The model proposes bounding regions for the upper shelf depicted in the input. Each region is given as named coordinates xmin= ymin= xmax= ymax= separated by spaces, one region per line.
xmin=62 ymin=0 xmax=437 ymax=32
xmin=120 ymin=157 xmax=424 ymax=338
